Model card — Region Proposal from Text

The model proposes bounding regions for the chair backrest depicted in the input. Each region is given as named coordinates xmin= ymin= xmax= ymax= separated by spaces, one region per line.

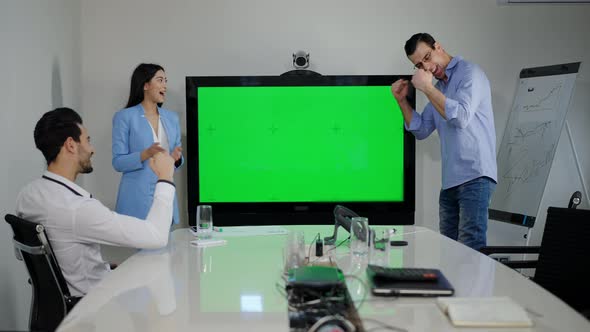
xmin=534 ymin=207 xmax=590 ymax=316
xmin=5 ymin=213 xmax=78 ymax=332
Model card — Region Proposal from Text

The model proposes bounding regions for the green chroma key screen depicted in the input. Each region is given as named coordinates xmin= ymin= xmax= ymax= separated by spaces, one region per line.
xmin=196 ymin=85 xmax=405 ymax=203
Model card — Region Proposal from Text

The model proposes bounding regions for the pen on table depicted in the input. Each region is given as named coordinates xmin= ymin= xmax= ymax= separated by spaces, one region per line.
xmin=213 ymin=226 xmax=223 ymax=232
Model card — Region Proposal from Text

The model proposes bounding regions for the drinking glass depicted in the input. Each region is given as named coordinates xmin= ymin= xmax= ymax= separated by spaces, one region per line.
xmin=350 ymin=217 xmax=369 ymax=256
xmin=196 ymin=205 xmax=213 ymax=238
xmin=284 ymin=230 xmax=305 ymax=272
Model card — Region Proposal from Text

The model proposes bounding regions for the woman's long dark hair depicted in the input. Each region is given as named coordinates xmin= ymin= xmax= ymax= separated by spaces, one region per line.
xmin=125 ymin=63 xmax=165 ymax=108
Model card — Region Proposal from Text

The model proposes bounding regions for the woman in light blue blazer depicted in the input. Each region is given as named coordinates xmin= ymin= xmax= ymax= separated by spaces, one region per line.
xmin=112 ymin=63 xmax=183 ymax=225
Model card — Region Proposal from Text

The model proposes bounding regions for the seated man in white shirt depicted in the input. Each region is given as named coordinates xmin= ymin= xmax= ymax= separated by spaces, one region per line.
xmin=16 ymin=107 xmax=176 ymax=296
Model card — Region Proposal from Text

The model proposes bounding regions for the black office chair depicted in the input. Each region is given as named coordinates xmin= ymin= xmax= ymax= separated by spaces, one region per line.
xmin=5 ymin=214 xmax=82 ymax=332
xmin=481 ymin=205 xmax=590 ymax=318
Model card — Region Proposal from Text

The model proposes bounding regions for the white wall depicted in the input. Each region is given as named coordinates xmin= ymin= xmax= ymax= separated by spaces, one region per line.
xmin=0 ymin=1 xmax=81 ymax=330
xmin=79 ymin=0 xmax=590 ymax=238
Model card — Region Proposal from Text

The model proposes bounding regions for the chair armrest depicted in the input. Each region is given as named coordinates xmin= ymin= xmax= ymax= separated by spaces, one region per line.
xmin=503 ymin=260 xmax=538 ymax=269
xmin=480 ymin=246 xmax=540 ymax=270
xmin=479 ymin=246 xmax=541 ymax=255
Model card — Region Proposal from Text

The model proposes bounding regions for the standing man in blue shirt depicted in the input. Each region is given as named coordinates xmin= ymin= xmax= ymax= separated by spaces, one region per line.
xmin=391 ymin=33 xmax=497 ymax=250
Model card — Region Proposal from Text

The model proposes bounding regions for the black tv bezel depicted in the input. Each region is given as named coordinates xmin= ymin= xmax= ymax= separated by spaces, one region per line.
xmin=186 ymin=75 xmax=416 ymax=226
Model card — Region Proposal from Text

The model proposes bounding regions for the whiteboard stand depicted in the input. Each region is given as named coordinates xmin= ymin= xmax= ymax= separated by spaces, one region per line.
xmin=524 ymin=228 xmax=532 ymax=246
xmin=489 ymin=62 xmax=581 ymax=245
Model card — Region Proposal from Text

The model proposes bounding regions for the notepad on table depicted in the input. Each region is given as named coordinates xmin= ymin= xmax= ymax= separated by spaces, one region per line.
xmin=437 ymin=297 xmax=534 ymax=328
xmin=213 ymin=226 xmax=288 ymax=237
xmin=190 ymin=238 xmax=227 ymax=248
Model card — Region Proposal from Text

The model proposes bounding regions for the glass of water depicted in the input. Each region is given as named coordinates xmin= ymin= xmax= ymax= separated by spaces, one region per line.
xmin=350 ymin=217 xmax=369 ymax=257
xmin=284 ymin=230 xmax=305 ymax=273
xmin=196 ymin=205 xmax=213 ymax=238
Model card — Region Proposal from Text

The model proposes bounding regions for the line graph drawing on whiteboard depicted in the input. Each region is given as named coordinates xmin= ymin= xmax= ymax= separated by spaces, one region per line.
xmin=501 ymin=119 xmax=557 ymax=200
xmin=521 ymin=81 xmax=562 ymax=112
xmin=502 ymin=143 xmax=556 ymax=199
xmin=507 ymin=121 xmax=551 ymax=148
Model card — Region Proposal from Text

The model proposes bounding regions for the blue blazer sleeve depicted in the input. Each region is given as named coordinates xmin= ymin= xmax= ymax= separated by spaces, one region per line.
xmin=112 ymin=110 xmax=144 ymax=172
xmin=170 ymin=112 xmax=184 ymax=170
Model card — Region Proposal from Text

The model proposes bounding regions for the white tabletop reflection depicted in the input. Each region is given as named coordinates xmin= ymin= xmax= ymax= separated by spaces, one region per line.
xmin=58 ymin=226 xmax=589 ymax=332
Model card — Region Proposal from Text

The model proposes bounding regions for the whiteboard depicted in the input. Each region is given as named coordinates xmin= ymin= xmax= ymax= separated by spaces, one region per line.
xmin=489 ymin=63 xmax=580 ymax=227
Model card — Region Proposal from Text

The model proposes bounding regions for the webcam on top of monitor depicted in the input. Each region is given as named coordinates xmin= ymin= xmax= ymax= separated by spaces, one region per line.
xmin=292 ymin=50 xmax=310 ymax=69
xmin=281 ymin=51 xmax=321 ymax=77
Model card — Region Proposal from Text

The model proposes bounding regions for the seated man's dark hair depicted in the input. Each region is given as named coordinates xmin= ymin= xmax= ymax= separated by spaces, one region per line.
xmin=34 ymin=107 xmax=83 ymax=165
xmin=404 ymin=32 xmax=436 ymax=56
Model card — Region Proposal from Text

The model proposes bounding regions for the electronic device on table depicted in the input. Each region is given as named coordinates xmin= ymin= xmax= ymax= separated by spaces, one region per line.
xmin=324 ymin=205 xmax=365 ymax=245
xmin=367 ymin=264 xmax=454 ymax=297
xmin=286 ymin=266 xmax=363 ymax=332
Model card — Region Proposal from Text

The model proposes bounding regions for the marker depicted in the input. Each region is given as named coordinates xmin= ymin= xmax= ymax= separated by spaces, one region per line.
xmin=213 ymin=226 xmax=223 ymax=232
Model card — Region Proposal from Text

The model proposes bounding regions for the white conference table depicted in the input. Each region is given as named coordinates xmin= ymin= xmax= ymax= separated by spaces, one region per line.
xmin=57 ymin=226 xmax=590 ymax=331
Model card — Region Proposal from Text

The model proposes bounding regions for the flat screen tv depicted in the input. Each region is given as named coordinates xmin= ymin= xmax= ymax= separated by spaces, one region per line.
xmin=186 ymin=75 xmax=415 ymax=226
